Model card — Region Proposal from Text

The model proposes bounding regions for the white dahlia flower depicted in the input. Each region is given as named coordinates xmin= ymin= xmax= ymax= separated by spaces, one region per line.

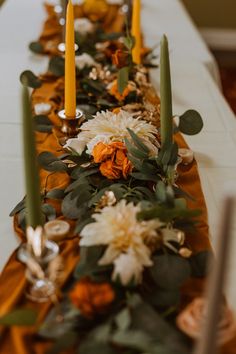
xmin=65 ymin=109 xmax=158 ymax=155
xmin=80 ymin=200 xmax=162 ymax=285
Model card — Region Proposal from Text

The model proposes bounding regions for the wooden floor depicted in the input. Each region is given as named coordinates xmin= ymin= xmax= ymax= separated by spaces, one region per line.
xmin=213 ymin=50 xmax=236 ymax=115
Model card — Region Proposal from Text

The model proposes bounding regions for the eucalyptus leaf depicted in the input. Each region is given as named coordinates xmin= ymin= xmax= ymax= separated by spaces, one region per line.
xmin=144 ymin=287 xmax=180 ymax=309
xmin=46 ymin=189 xmax=65 ymax=200
xmin=150 ymin=254 xmax=191 ymax=290
xmin=42 ymin=204 xmax=56 ymax=221
xmin=131 ymin=172 xmax=159 ymax=182
xmin=99 ymin=31 xmax=122 ymax=41
xmin=97 ymin=99 xmax=116 ymax=108
xmin=38 ymin=152 xmax=67 ymax=172
xmin=130 ymin=301 xmax=188 ymax=353
xmin=29 ymin=41 xmax=44 ymax=54
xmin=34 ymin=115 xmax=53 ymax=133
xmin=74 ymin=246 xmax=105 ymax=279
xmin=20 ymin=70 xmax=42 ymax=88
xmin=61 ymin=192 xmax=81 ymax=219
xmin=75 ymin=217 xmax=94 ymax=235
xmin=125 ymin=137 xmax=148 ymax=159
xmin=178 ymin=110 xmax=203 ymax=135
xmin=79 ymin=340 xmax=114 ymax=354
xmin=112 ymin=329 xmax=152 ymax=351
xmin=9 ymin=197 xmax=25 ymax=216
xmin=117 ymin=66 xmax=129 ymax=95
xmin=138 ymin=204 xmax=201 ymax=223
xmin=92 ymin=323 xmax=112 ymax=343
xmin=46 ymin=332 xmax=78 ymax=354
xmin=127 ymin=128 xmax=150 ymax=153
xmin=115 ymin=308 xmax=131 ymax=331
xmin=0 ymin=309 xmax=37 ymax=326
xmin=190 ymin=250 xmax=213 ymax=278
xmin=48 ymin=56 xmax=65 ymax=77
xmin=123 ymin=36 xmax=135 ymax=51
xmin=155 ymin=181 xmax=167 ymax=203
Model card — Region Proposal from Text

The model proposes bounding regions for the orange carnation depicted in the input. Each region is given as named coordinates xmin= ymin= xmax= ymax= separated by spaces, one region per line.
xmin=109 ymin=80 xmax=131 ymax=102
xmin=69 ymin=279 xmax=115 ymax=318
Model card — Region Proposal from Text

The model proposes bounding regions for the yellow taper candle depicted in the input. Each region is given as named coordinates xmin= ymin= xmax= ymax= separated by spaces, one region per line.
xmin=65 ymin=0 xmax=76 ymax=118
xmin=131 ymin=0 xmax=141 ymax=65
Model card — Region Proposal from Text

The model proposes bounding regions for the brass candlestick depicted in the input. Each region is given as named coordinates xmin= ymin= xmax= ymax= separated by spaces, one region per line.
xmin=58 ymin=108 xmax=85 ymax=138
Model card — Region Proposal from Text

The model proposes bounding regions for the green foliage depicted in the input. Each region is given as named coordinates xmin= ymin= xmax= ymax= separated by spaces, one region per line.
xmin=29 ymin=41 xmax=44 ymax=54
xmin=81 ymin=78 xmax=105 ymax=95
xmin=46 ymin=189 xmax=65 ymax=200
xmin=34 ymin=115 xmax=53 ymax=133
xmin=38 ymin=152 xmax=68 ymax=172
xmin=42 ymin=203 xmax=56 ymax=221
xmin=39 ymin=301 xmax=80 ymax=340
xmin=74 ymin=246 xmax=111 ymax=282
xmin=48 ymin=56 xmax=65 ymax=77
xmin=123 ymin=36 xmax=135 ymax=51
xmin=9 ymin=197 xmax=25 ymax=216
xmin=117 ymin=67 xmax=129 ymax=94
xmin=190 ymin=250 xmax=213 ymax=277
xmin=46 ymin=332 xmax=78 ymax=354
xmin=79 ymin=340 xmax=114 ymax=354
xmin=20 ymin=70 xmax=42 ymax=88
xmin=0 ymin=309 xmax=37 ymax=326
xmin=149 ymin=254 xmax=191 ymax=290
xmin=177 ymin=110 xmax=203 ymax=135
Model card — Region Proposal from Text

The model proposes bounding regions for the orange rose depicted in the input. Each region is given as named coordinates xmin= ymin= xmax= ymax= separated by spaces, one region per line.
xmin=92 ymin=142 xmax=115 ymax=163
xmin=100 ymin=160 xmax=121 ymax=179
xmin=112 ymin=49 xmax=129 ymax=68
xmin=115 ymin=148 xmax=127 ymax=167
xmin=110 ymin=141 xmax=126 ymax=151
xmin=122 ymin=157 xmax=132 ymax=178
xmin=92 ymin=141 xmax=132 ymax=179
xmin=69 ymin=278 xmax=115 ymax=318
xmin=109 ymin=80 xmax=131 ymax=102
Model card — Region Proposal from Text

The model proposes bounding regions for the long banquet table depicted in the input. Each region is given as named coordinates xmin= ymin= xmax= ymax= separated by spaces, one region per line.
xmin=0 ymin=0 xmax=236 ymax=310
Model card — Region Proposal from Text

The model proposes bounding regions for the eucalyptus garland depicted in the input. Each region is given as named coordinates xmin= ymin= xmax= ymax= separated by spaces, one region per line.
xmin=9 ymin=2 xmax=212 ymax=353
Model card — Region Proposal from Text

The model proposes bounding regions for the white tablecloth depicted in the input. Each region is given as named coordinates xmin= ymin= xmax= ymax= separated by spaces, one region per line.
xmin=0 ymin=0 xmax=236 ymax=306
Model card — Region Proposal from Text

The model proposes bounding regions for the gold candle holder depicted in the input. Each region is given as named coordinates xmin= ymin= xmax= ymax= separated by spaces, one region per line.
xmin=58 ymin=108 xmax=85 ymax=138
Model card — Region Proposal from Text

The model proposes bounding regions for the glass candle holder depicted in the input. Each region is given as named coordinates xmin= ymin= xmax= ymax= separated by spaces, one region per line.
xmin=18 ymin=240 xmax=59 ymax=303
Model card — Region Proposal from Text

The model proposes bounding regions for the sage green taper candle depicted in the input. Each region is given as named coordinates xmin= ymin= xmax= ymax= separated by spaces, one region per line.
xmin=160 ymin=35 xmax=173 ymax=148
xmin=22 ymin=86 xmax=43 ymax=228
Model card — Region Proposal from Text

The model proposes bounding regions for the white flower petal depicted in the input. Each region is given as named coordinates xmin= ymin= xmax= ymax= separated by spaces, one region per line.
xmin=69 ymin=109 xmax=158 ymax=157
xmin=112 ymin=251 xmax=144 ymax=285
xmin=34 ymin=103 xmax=52 ymax=115
xmin=75 ymin=53 xmax=97 ymax=70
xmin=74 ymin=18 xmax=94 ymax=35
xmin=107 ymin=0 xmax=123 ymax=4
xmin=86 ymin=134 xmax=111 ymax=155
xmin=64 ymin=138 xmax=86 ymax=155
xmin=98 ymin=245 xmax=120 ymax=265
